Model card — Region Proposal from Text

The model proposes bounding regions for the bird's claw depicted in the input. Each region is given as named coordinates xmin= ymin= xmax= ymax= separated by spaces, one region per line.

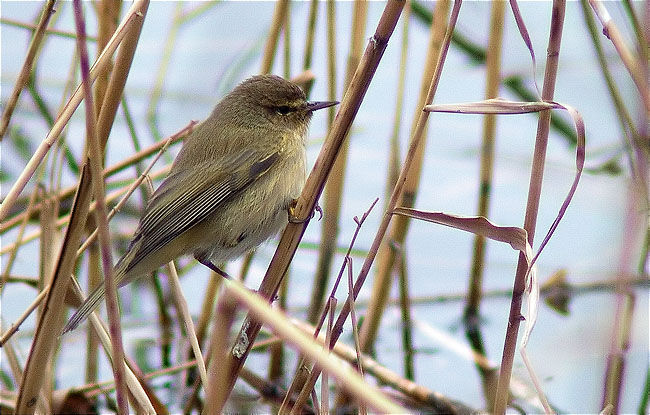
xmin=287 ymin=200 xmax=322 ymax=223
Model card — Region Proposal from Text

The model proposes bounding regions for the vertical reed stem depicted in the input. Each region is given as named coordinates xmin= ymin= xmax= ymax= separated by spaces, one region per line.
xmin=493 ymin=1 xmax=566 ymax=412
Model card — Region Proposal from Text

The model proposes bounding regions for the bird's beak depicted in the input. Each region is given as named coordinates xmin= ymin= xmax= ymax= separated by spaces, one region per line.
xmin=306 ymin=101 xmax=339 ymax=112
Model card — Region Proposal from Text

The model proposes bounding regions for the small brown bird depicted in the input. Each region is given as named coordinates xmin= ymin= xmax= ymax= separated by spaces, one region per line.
xmin=64 ymin=75 xmax=337 ymax=333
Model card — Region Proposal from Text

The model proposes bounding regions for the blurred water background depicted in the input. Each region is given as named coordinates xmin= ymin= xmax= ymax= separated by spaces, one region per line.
xmin=1 ymin=1 xmax=648 ymax=413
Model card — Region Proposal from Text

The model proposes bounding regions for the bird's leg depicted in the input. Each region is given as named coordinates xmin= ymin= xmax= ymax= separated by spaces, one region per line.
xmin=194 ymin=252 xmax=278 ymax=302
xmin=287 ymin=199 xmax=323 ymax=223
xmin=194 ymin=252 xmax=232 ymax=279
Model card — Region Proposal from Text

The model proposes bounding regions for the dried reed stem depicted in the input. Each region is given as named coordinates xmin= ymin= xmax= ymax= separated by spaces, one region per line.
xmin=0 ymin=186 xmax=41 ymax=294
xmin=220 ymin=0 xmax=405 ymax=405
xmin=301 ymin=0 xmax=319 ymax=96
xmin=260 ymin=0 xmax=289 ymax=74
xmin=465 ymin=0 xmax=505 ymax=318
xmin=203 ymin=293 xmax=237 ymax=414
xmin=1 ymin=129 xmax=187 ymax=234
xmin=589 ymin=0 xmax=650 ymax=117
xmin=224 ymin=278 xmax=408 ymax=414
xmin=297 ymin=0 xmax=461 ymax=406
xmin=72 ymin=2 xmax=127 ymax=411
xmin=15 ymin=166 xmax=93 ymax=414
xmin=493 ymin=1 xmax=566 ymax=412
xmin=465 ymin=2 xmax=505 ymax=408
xmin=291 ymin=319 xmax=473 ymax=413
xmin=386 ymin=0 xmax=411 ymax=206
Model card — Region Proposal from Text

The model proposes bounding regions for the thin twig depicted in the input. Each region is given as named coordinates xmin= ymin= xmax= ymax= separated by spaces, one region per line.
xmin=287 ymin=199 xmax=378 ymax=413
xmin=0 ymin=0 xmax=56 ymax=139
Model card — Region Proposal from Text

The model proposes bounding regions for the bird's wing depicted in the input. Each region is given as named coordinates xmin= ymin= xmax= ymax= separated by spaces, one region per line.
xmin=124 ymin=149 xmax=279 ymax=274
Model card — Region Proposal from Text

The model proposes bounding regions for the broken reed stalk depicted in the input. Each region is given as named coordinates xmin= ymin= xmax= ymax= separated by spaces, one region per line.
xmin=224 ymin=278 xmax=408 ymax=414
xmin=281 ymin=199 xmax=378 ymax=414
xmin=588 ymin=0 xmax=650 ymax=118
xmin=15 ymin=166 xmax=94 ymax=414
xmin=579 ymin=0 xmax=649 ymax=207
xmin=291 ymin=319 xmax=472 ymax=413
xmin=38 ymin=190 xmax=58 ymax=406
xmin=214 ymin=1 xmax=406 ymax=408
xmin=358 ymin=0 xmax=451 ymax=355
xmin=493 ymin=0 xmax=566 ymax=413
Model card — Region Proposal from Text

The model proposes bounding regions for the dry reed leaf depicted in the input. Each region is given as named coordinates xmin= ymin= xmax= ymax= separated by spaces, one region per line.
xmin=397 ymin=93 xmax=589 ymax=414
xmin=400 ymin=94 xmax=588 ymax=411
xmin=508 ymin=0 xmax=541 ymax=97
xmin=392 ymin=208 xmax=545 ymax=408
xmin=425 ymin=98 xmax=555 ymax=114
xmin=424 ymin=98 xmax=586 ymax=273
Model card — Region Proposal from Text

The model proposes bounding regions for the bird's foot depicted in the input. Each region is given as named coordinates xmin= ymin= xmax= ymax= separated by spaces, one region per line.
xmin=288 ymin=199 xmax=322 ymax=223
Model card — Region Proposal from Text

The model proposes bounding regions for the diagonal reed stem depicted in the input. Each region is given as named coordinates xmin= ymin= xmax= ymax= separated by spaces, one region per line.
xmin=215 ymin=2 xmax=406 ymax=409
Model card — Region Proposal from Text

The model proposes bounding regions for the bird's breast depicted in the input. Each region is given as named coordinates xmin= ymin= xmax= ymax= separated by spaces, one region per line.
xmin=192 ymin=147 xmax=306 ymax=264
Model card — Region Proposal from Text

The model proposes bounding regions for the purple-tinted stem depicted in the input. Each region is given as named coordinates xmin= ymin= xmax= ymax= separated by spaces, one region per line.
xmin=72 ymin=1 xmax=129 ymax=414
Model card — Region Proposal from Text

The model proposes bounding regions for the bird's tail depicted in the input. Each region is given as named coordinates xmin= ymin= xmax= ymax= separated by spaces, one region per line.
xmin=62 ymin=280 xmax=107 ymax=334
xmin=62 ymin=252 xmax=132 ymax=334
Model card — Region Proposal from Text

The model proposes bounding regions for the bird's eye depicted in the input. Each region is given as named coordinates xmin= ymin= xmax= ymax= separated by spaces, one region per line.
xmin=275 ymin=105 xmax=293 ymax=115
